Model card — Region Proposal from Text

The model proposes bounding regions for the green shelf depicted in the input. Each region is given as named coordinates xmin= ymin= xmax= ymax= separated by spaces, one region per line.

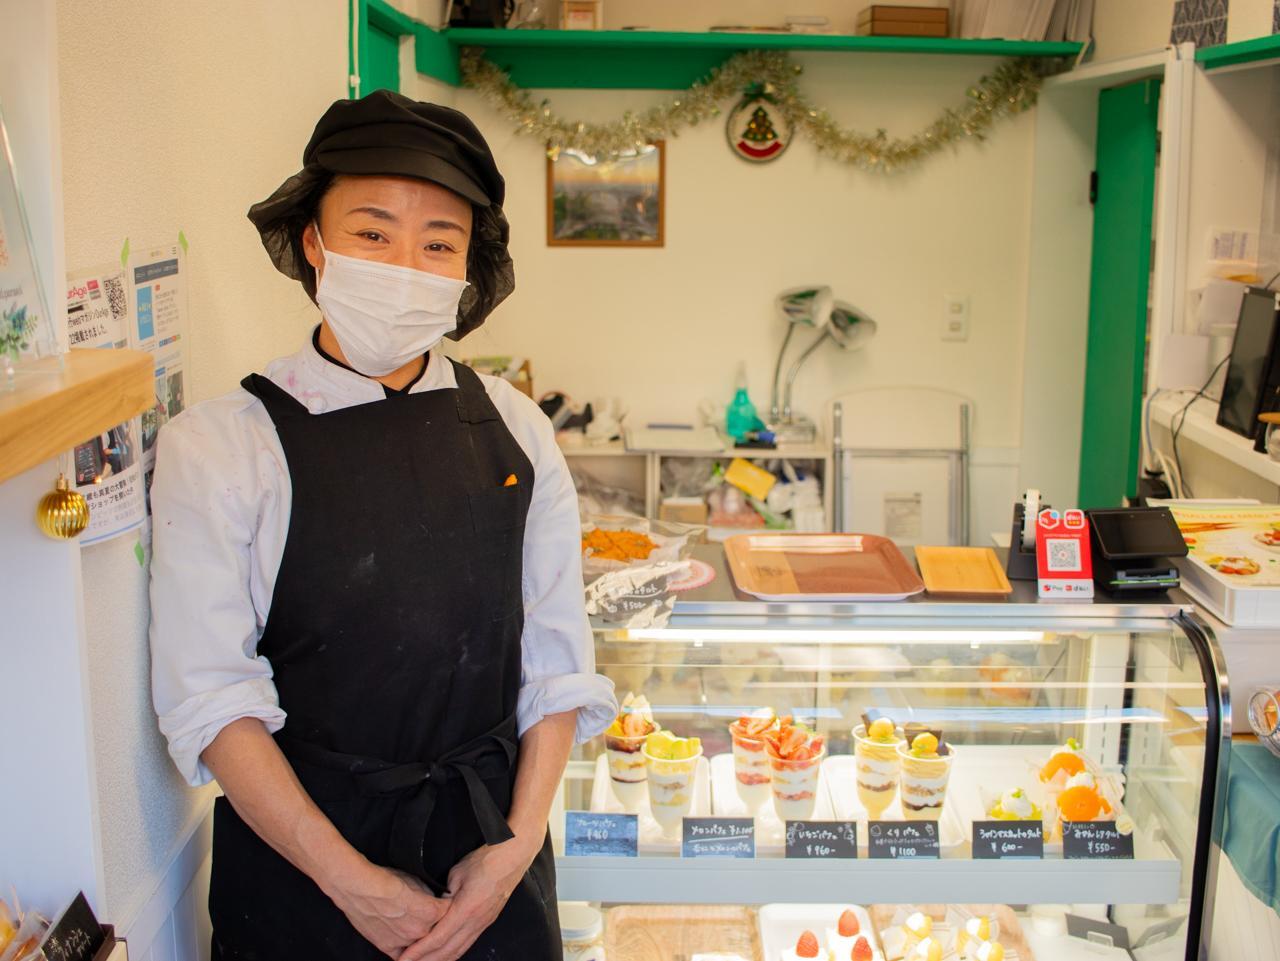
xmin=1196 ymin=33 xmax=1280 ymax=71
xmin=415 ymin=27 xmax=1084 ymax=89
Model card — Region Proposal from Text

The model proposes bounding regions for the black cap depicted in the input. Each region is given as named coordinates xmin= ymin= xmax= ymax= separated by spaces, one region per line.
xmin=301 ymin=90 xmax=504 ymax=206
xmin=246 ymin=90 xmax=515 ymax=338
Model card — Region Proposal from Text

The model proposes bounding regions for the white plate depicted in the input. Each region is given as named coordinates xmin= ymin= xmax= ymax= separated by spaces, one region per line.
xmin=588 ymin=753 xmax=711 ymax=853
xmin=759 ymin=903 xmax=883 ymax=961
xmin=823 ymin=755 xmax=967 ymax=855
xmin=708 ymin=752 xmax=836 ymax=854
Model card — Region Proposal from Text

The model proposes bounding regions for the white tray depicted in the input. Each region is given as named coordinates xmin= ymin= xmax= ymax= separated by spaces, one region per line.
xmin=824 ymin=755 xmax=968 ymax=856
xmin=708 ymin=752 xmax=836 ymax=854
xmin=759 ymin=903 xmax=883 ymax=961
xmin=588 ymin=753 xmax=711 ymax=853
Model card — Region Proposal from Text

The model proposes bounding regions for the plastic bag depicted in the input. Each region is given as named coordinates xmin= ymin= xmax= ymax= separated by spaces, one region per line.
xmin=572 ymin=467 xmax=644 ymax=518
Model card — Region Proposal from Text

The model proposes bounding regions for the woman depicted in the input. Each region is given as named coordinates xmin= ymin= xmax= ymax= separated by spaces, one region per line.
xmin=149 ymin=91 xmax=616 ymax=961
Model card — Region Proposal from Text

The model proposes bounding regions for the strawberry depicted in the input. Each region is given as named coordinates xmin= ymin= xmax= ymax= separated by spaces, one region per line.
xmin=796 ymin=931 xmax=821 ymax=959
xmin=851 ymin=935 xmax=873 ymax=961
xmin=838 ymin=910 xmax=860 ymax=938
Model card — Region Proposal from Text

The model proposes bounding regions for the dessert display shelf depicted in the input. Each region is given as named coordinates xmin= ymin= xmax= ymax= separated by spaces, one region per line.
xmin=555 ymin=546 xmax=1229 ymax=961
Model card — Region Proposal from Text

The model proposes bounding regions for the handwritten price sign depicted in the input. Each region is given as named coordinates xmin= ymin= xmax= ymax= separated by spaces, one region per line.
xmin=564 ymin=812 xmax=638 ymax=858
xmin=785 ymin=820 xmax=858 ymax=859
xmin=868 ymin=820 xmax=940 ymax=859
xmin=972 ymin=821 xmax=1044 ymax=859
xmin=682 ymin=817 xmax=756 ymax=859
xmin=1062 ymin=821 xmax=1134 ymax=860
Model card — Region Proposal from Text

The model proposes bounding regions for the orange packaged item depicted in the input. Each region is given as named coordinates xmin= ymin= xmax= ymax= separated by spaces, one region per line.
xmin=581 ymin=527 xmax=658 ymax=563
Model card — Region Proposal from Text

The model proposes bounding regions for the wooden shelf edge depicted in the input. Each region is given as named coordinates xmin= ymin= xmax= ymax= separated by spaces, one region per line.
xmin=0 ymin=349 xmax=154 ymax=486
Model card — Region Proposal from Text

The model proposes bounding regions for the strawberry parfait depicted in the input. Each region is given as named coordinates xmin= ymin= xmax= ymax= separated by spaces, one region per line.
xmin=764 ymin=717 xmax=827 ymax=821
xmin=728 ymin=707 xmax=779 ymax=813
xmin=604 ymin=693 xmax=658 ymax=811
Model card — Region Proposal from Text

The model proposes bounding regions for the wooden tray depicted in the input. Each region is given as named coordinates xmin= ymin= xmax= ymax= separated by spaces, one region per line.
xmin=606 ymin=904 xmax=762 ymax=961
xmin=723 ymin=533 xmax=925 ymax=601
xmin=870 ymin=905 xmax=1036 ymax=961
xmin=915 ymin=546 xmax=1013 ymax=598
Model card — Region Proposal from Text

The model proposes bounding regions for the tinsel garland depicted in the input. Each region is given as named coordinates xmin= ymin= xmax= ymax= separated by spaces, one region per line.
xmin=459 ymin=48 xmax=1046 ymax=172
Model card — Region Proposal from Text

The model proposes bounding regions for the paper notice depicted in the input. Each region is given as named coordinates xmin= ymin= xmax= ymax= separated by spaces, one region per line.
xmin=884 ymin=492 xmax=923 ymax=542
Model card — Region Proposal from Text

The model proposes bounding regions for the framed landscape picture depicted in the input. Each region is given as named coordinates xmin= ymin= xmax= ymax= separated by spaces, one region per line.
xmin=546 ymin=141 xmax=665 ymax=247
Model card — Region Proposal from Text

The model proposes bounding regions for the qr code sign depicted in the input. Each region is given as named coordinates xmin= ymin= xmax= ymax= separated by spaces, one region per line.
xmin=1046 ymin=538 xmax=1081 ymax=572
xmin=103 ymin=274 xmax=127 ymax=321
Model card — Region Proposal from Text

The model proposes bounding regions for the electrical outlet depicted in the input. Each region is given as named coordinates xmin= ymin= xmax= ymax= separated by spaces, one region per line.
xmin=942 ymin=294 xmax=969 ymax=341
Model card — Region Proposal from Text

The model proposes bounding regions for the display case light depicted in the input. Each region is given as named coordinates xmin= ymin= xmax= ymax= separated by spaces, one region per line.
xmin=621 ymin=628 xmax=1047 ymax=645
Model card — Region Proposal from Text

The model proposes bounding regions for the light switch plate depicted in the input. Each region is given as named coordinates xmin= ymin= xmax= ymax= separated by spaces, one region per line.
xmin=942 ymin=294 xmax=969 ymax=341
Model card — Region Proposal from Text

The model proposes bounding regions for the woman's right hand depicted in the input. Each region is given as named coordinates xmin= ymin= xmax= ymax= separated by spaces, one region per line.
xmin=326 ymin=860 xmax=450 ymax=958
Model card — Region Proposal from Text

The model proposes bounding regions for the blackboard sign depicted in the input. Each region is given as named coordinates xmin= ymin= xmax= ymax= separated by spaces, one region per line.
xmin=785 ymin=820 xmax=858 ymax=859
xmin=1062 ymin=821 xmax=1135 ymax=860
xmin=682 ymin=817 xmax=756 ymax=858
xmin=867 ymin=820 xmax=940 ymax=859
xmin=39 ymin=892 xmax=105 ymax=961
xmin=972 ymin=820 xmax=1045 ymax=859
xmin=564 ymin=812 xmax=638 ymax=858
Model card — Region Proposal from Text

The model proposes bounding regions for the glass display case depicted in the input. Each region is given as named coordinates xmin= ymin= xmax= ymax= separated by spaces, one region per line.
xmin=553 ymin=547 xmax=1228 ymax=961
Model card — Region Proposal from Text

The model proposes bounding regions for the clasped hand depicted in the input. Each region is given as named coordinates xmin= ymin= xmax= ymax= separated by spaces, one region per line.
xmin=397 ymin=836 xmax=538 ymax=961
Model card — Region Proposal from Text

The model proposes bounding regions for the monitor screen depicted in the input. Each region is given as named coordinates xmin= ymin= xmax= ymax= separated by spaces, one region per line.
xmin=1217 ymin=288 xmax=1280 ymax=438
xmin=1088 ymin=508 xmax=1187 ymax=559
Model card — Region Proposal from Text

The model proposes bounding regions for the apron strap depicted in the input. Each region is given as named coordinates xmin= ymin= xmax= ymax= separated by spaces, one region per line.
xmin=240 ymin=373 xmax=310 ymax=421
xmin=450 ymin=359 xmax=501 ymax=425
xmin=277 ymin=714 xmax=518 ymax=893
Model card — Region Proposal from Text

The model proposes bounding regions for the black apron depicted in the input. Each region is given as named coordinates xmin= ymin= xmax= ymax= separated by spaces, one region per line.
xmin=209 ymin=360 xmax=559 ymax=960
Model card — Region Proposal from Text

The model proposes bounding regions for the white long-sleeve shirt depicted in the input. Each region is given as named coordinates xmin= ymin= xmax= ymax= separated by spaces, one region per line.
xmin=148 ymin=337 xmax=617 ymax=786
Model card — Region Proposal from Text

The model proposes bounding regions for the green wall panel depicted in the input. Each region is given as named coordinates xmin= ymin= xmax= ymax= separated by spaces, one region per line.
xmin=1078 ymin=79 xmax=1160 ymax=509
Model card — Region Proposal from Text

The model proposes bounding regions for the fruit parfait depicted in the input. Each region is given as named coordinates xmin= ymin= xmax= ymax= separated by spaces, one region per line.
xmin=897 ymin=732 xmax=955 ymax=821
xmin=643 ymin=730 xmax=702 ymax=837
xmin=783 ymin=930 xmax=828 ymax=961
xmin=852 ymin=716 xmax=904 ymax=819
xmin=603 ymin=693 xmax=659 ymax=812
xmin=728 ymin=707 xmax=779 ymax=813
xmin=764 ymin=716 xmax=827 ymax=822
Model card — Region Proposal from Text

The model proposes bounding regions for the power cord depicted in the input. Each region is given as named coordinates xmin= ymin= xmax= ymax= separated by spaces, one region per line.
xmin=1170 ymin=357 xmax=1229 ymax=498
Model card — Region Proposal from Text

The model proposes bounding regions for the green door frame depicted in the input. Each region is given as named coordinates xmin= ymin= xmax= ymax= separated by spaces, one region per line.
xmin=1078 ymin=78 xmax=1161 ymax=508
xmin=349 ymin=0 xmax=418 ymax=97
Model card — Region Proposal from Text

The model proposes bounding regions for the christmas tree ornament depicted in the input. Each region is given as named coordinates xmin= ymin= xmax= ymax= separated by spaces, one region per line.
xmin=727 ymin=85 xmax=792 ymax=162
xmin=36 ymin=473 xmax=90 ymax=540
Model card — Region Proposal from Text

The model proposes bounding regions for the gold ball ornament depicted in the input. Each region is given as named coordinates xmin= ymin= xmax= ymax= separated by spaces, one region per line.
xmin=37 ymin=474 xmax=89 ymax=540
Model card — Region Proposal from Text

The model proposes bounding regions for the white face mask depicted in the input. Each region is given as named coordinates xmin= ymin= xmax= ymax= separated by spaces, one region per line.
xmin=312 ymin=225 xmax=468 ymax=377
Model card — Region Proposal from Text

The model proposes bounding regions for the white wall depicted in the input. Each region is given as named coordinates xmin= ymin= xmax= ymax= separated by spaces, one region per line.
xmin=418 ymin=53 xmax=1036 ymax=536
xmin=55 ymin=0 xmax=347 ymax=942
xmin=1093 ymin=0 xmax=1277 ymax=61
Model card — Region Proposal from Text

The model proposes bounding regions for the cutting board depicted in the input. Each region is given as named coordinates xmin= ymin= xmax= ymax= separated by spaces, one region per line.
xmin=915 ymin=546 xmax=1013 ymax=598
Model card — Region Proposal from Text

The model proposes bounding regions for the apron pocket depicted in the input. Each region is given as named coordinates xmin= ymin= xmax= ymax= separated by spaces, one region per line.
xmin=468 ymin=487 xmax=528 ymax=621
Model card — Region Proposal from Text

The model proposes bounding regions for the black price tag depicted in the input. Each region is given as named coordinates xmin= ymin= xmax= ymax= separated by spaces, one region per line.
xmin=867 ymin=820 xmax=940 ymax=859
xmin=972 ymin=820 xmax=1044 ymax=859
xmin=785 ymin=820 xmax=858 ymax=859
xmin=682 ymin=817 xmax=756 ymax=859
xmin=1062 ymin=821 xmax=1135 ymax=860
xmin=564 ymin=812 xmax=638 ymax=858
xmin=39 ymin=892 xmax=105 ymax=961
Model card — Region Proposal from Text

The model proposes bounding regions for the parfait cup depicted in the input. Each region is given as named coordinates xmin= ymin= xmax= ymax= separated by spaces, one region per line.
xmin=727 ymin=720 xmax=772 ymax=814
xmin=643 ymin=744 xmax=703 ymax=837
xmin=852 ymin=723 xmax=904 ymax=819
xmin=604 ymin=728 xmax=653 ymax=812
xmin=767 ymin=741 xmax=828 ymax=822
xmin=897 ymin=742 xmax=956 ymax=821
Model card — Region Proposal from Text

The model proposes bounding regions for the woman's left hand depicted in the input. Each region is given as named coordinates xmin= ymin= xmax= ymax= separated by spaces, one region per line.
xmin=398 ymin=835 xmax=537 ymax=961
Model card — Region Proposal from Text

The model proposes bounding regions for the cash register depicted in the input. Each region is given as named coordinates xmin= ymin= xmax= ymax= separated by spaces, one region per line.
xmin=1084 ymin=507 xmax=1188 ymax=593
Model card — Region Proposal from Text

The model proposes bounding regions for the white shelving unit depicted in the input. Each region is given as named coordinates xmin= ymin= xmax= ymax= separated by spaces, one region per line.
xmin=560 ymin=437 xmax=835 ymax=529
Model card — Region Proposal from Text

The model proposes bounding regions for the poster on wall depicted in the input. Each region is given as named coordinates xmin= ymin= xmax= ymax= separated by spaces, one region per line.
xmin=64 ymin=265 xmax=146 ymax=543
xmin=70 ymin=416 xmax=146 ymax=544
